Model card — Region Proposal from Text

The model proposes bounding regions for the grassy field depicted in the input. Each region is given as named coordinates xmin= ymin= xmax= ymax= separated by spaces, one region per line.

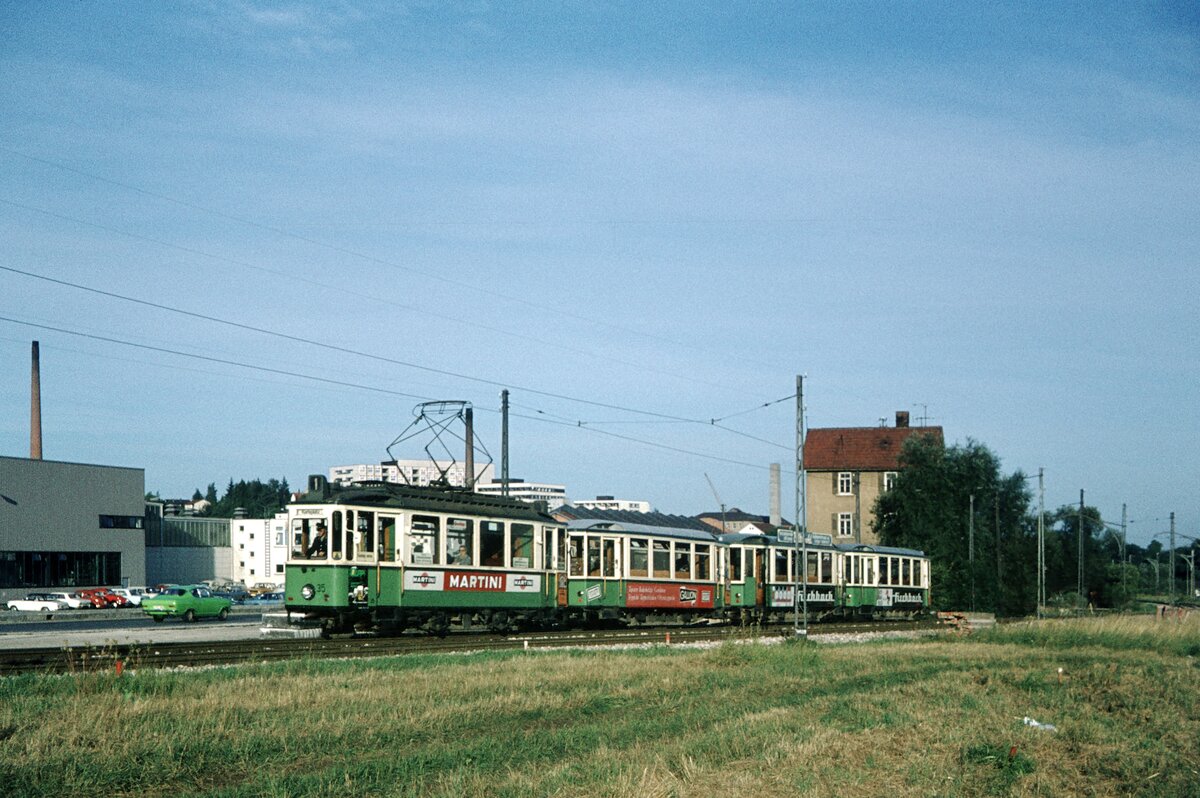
xmin=1 ymin=615 xmax=1197 ymax=798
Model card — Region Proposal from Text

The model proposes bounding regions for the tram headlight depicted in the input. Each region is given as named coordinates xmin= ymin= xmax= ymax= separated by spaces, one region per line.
xmin=301 ymin=584 xmax=315 ymax=600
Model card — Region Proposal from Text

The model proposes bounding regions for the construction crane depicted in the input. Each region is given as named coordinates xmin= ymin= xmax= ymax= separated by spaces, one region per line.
xmin=704 ymin=473 xmax=728 ymax=533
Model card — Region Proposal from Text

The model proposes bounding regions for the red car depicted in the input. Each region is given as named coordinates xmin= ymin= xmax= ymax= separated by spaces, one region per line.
xmin=77 ymin=588 xmax=129 ymax=608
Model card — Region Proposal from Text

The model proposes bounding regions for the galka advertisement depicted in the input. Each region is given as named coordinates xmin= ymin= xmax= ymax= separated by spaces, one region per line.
xmin=625 ymin=582 xmax=714 ymax=608
xmin=403 ymin=570 xmax=542 ymax=593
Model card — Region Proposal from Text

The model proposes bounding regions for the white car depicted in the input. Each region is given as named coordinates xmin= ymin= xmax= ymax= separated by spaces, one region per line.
xmin=108 ymin=588 xmax=143 ymax=606
xmin=40 ymin=591 xmax=90 ymax=609
xmin=6 ymin=594 xmax=70 ymax=611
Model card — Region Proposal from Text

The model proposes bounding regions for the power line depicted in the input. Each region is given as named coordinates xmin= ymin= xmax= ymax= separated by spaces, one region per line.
xmin=0 ymin=200 xmax=736 ymax=392
xmin=0 ymin=314 xmax=433 ymax=402
xmin=1 ymin=146 xmax=733 ymax=361
xmin=0 ymin=267 xmax=708 ymax=424
xmin=0 ymin=315 xmax=788 ymax=473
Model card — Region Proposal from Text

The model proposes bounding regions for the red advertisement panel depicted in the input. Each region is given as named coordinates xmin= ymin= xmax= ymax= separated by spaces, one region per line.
xmin=625 ymin=582 xmax=715 ymax=609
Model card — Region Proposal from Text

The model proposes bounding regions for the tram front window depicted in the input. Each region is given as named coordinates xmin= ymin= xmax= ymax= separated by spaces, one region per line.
xmin=293 ymin=519 xmax=328 ymax=561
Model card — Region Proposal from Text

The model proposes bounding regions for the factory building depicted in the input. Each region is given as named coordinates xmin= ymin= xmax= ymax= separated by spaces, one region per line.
xmin=0 ymin=455 xmax=147 ymax=601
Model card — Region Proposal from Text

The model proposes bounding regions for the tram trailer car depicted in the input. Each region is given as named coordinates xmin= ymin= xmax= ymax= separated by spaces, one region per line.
xmin=720 ymin=534 xmax=930 ymax=623
xmin=281 ymin=476 xmax=930 ymax=636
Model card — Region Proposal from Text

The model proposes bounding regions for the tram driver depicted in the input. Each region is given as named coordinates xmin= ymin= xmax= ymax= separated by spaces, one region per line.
xmin=306 ymin=522 xmax=328 ymax=558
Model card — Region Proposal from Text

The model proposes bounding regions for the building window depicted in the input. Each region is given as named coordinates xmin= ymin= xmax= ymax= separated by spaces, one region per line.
xmin=99 ymin=515 xmax=144 ymax=530
xmin=837 ymin=472 xmax=853 ymax=495
xmin=837 ymin=513 xmax=853 ymax=537
xmin=884 ymin=472 xmax=898 ymax=491
xmin=275 ymin=564 xmax=284 ymax=574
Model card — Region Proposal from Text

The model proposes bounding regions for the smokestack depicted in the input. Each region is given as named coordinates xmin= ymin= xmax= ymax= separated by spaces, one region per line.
xmin=895 ymin=410 xmax=910 ymax=428
xmin=464 ymin=406 xmax=475 ymax=490
xmin=30 ymin=341 xmax=42 ymax=459
xmin=769 ymin=463 xmax=781 ymax=527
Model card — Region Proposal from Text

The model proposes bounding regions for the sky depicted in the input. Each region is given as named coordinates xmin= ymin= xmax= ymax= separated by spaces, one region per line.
xmin=1 ymin=2 xmax=1197 ymax=547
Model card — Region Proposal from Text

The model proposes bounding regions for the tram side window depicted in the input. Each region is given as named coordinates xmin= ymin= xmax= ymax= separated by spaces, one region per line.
xmin=695 ymin=545 xmax=711 ymax=580
xmin=865 ymin=557 xmax=876 ymax=585
xmin=915 ymin=560 xmax=924 ymax=587
xmin=547 ymin=527 xmax=563 ymax=571
xmin=587 ymin=538 xmax=602 ymax=577
xmin=480 ymin=521 xmax=505 ymax=567
xmin=673 ymin=543 xmax=692 ymax=579
xmin=357 ymin=511 xmax=374 ymax=561
xmin=378 ymin=517 xmax=395 ymax=562
xmin=774 ymin=549 xmax=788 ymax=581
xmin=447 ymin=518 xmax=474 ymax=565
xmin=901 ymin=559 xmax=911 ymax=586
xmin=820 ymin=552 xmax=833 ymax=584
xmin=729 ymin=548 xmax=742 ymax=581
xmin=805 ymin=552 xmax=817 ymax=582
xmin=652 ymin=541 xmax=670 ymax=578
xmin=331 ymin=512 xmax=344 ymax=560
xmin=890 ymin=557 xmax=900 ymax=586
xmin=341 ymin=511 xmax=355 ymax=560
xmin=879 ymin=556 xmax=889 ymax=585
xmin=629 ymin=538 xmax=649 ymax=577
xmin=410 ymin=516 xmax=440 ymax=565
xmin=568 ymin=536 xmax=584 ymax=577
xmin=511 ymin=523 xmax=534 ymax=568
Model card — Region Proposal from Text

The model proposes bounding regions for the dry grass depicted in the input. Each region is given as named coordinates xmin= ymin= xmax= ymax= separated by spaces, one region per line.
xmin=1 ymin=618 xmax=1197 ymax=797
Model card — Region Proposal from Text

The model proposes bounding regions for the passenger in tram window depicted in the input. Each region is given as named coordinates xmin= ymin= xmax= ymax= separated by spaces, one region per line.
xmin=306 ymin=523 xmax=328 ymax=558
xmin=453 ymin=545 xmax=472 ymax=565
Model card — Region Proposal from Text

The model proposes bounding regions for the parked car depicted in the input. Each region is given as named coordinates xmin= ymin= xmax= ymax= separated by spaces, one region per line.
xmin=242 ymin=591 xmax=283 ymax=606
xmin=77 ymin=588 xmax=129 ymax=608
xmin=6 ymin=594 xmax=69 ymax=611
xmin=71 ymin=589 xmax=108 ymax=609
xmin=39 ymin=591 xmax=91 ymax=609
xmin=141 ymin=585 xmax=232 ymax=623
xmin=108 ymin=588 xmax=143 ymax=606
xmin=248 ymin=582 xmax=281 ymax=596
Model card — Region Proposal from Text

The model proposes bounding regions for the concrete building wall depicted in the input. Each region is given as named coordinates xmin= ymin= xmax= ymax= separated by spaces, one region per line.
xmin=145 ymin=546 xmax=233 ymax=587
xmin=0 ymin=456 xmax=145 ymax=600
xmin=231 ymin=514 xmax=288 ymax=588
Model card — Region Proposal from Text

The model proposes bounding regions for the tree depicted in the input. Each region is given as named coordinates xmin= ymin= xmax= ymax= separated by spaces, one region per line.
xmin=874 ymin=436 xmax=1034 ymax=616
xmin=191 ymin=489 xmax=203 ymax=502
xmin=1043 ymin=504 xmax=1110 ymax=608
xmin=204 ymin=483 xmax=218 ymax=503
xmin=206 ymin=477 xmax=292 ymax=518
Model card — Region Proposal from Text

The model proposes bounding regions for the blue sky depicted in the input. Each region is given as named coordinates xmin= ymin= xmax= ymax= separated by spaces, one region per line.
xmin=1 ymin=2 xmax=1196 ymax=546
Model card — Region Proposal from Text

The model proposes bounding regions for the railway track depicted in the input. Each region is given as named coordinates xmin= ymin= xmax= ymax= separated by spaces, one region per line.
xmin=0 ymin=619 xmax=942 ymax=677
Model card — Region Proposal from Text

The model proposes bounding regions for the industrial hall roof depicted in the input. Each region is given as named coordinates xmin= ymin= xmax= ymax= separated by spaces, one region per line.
xmin=804 ymin=425 xmax=943 ymax=471
xmin=552 ymin=505 xmax=713 ymax=531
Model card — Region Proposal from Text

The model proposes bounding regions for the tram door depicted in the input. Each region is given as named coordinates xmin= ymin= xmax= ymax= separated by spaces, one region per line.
xmin=601 ymin=537 xmax=620 ymax=580
xmin=754 ymin=550 xmax=765 ymax=606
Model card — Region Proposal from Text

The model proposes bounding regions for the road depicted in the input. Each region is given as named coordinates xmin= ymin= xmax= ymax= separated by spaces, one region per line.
xmin=0 ymin=609 xmax=272 ymax=649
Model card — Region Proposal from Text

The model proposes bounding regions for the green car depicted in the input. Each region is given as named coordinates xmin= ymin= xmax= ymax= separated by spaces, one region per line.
xmin=141 ymin=585 xmax=232 ymax=623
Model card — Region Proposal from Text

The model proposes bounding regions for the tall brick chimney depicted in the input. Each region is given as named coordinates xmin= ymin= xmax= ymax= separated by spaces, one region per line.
xmin=30 ymin=341 xmax=42 ymax=459
xmin=895 ymin=410 xmax=910 ymax=428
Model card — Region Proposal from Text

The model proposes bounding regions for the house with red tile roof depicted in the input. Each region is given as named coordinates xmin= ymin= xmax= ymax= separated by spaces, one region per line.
xmin=804 ymin=411 xmax=943 ymax=544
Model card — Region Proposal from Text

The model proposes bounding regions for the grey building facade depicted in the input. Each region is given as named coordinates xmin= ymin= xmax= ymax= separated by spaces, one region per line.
xmin=0 ymin=455 xmax=146 ymax=600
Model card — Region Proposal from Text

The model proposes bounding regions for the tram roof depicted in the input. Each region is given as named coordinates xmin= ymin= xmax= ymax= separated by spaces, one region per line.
xmin=295 ymin=480 xmax=556 ymax=523
xmin=835 ymin=542 xmax=927 ymax=557
xmin=566 ymin=519 xmax=720 ymax=543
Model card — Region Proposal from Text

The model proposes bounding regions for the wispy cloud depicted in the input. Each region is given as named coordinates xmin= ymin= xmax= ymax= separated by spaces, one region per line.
xmin=201 ymin=1 xmax=369 ymax=56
